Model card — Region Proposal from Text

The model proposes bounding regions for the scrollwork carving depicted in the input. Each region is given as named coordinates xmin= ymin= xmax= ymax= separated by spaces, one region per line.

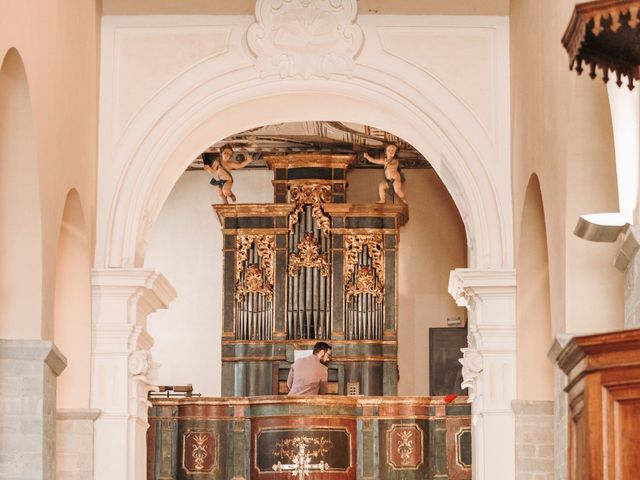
xmin=247 ymin=0 xmax=363 ymax=79
xmin=346 ymin=265 xmax=383 ymax=303
xmin=235 ymin=235 xmax=275 ymax=301
xmin=288 ymin=184 xmax=332 ymax=236
xmin=344 ymin=234 xmax=385 ymax=303
xmin=459 ymin=347 xmax=483 ymax=402
xmin=288 ymin=232 xmax=330 ymax=277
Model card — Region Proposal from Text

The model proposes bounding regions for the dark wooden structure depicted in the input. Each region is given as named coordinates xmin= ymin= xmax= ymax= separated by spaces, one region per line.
xmin=557 ymin=329 xmax=640 ymax=480
xmin=215 ymin=154 xmax=408 ymax=396
xmin=562 ymin=0 xmax=640 ymax=89
xmin=147 ymin=396 xmax=471 ymax=480
xmin=429 ymin=327 xmax=468 ymax=396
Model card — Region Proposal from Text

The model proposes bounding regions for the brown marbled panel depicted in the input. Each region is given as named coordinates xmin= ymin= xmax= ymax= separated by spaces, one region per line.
xmin=251 ymin=416 xmax=357 ymax=480
xmin=146 ymin=418 xmax=157 ymax=480
xmin=182 ymin=429 xmax=218 ymax=474
xmin=386 ymin=423 xmax=424 ymax=469
xmin=177 ymin=403 xmax=233 ymax=419
xmin=376 ymin=403 xmax=431 ymax=418
xmin=445 ymin=417 xmax=472 ymax=480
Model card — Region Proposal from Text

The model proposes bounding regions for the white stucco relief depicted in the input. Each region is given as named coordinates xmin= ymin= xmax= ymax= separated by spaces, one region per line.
xmin=459 ymin=347 xmax=483 ymax=402
xmin=247 ymin=0 xmax=363 ymax=78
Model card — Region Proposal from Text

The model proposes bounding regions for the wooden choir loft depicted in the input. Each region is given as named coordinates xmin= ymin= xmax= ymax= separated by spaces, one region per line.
xmin=147 ymin=147 xmax=473 ymax=480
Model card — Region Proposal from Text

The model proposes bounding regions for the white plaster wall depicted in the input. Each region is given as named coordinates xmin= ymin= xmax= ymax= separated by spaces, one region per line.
xmin=96 ymin=14 xmax=512 ymax=272
xmin=146 ymin=169 xmax=272 ymax=395
xmin=147 ymin=167 xmax=466 ymax=395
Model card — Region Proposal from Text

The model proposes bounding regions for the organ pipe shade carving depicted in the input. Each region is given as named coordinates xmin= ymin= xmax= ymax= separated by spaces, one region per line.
xmin=344 ymin=234 xmax=385 ymax=291
xmin=235 ymin=235 xmax=275 ymax=300
xmin=288 ymin=233 xmax=330 ymax=277
xmin=288 ymin=184 xmax=332 ymax=236
xmin=235 ymin=235 xmax=275 ymax=340
xmin=344 ymin=234 xmax=385 ymax=340
xmin=287 ymin=205 xmax=331 ymax=340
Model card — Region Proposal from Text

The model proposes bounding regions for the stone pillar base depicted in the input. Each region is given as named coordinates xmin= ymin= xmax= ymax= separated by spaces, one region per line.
xmin=56 ymin=408 xmax=101 ymax=480
xmin=512 ymin=400 xmax=554 ymax=480
xmin=0 ymin=339 xmax=66 ymax=480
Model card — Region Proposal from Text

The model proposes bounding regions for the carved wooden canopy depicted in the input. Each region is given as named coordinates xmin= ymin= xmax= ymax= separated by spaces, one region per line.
xmin=562 ymin=0 xmax=640 ymax=89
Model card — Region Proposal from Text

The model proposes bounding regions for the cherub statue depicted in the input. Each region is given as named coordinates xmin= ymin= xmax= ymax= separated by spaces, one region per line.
xmin=204 ymin=144 xmax=254 ymax=204
xmin=363 ymin=143 xmax=407 ymax=204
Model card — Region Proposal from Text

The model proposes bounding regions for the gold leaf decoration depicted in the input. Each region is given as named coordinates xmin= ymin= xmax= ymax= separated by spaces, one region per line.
xmin=288 ymin=184 xmax=332 ymax=237
xmin=344 ymin=234 xmax=384 ymax=303
xmin=235 ymin=235 xmax=275 ymax=301
xmin=288 ymin=233 xmax=330 ymax=277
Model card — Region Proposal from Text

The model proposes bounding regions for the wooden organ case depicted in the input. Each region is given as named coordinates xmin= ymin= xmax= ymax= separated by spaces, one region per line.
xmin=214 ymin=154 xmax=408 ymax=396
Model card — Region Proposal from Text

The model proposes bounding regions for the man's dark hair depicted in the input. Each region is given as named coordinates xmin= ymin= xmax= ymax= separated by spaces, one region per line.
xmin=313 ymin=342 xmax=331 ymax=355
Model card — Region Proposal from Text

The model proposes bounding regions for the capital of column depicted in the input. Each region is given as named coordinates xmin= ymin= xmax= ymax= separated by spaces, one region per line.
xmin=448 ymin=268 xmax=516 ymax=343
xmin=448 ymin=268 xmax=516 ymax=408
xmin=91 ymin=268 xmax=176 ymax=415
xmin=448 ymin=268 xmax=517 ymax=308
xmin=92 ymin=268 xmax=176 ymax=324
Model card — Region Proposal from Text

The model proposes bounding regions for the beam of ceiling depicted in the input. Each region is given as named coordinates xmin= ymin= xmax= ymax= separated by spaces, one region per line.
xmin=189 ymin=121 xmax=431 ymax=171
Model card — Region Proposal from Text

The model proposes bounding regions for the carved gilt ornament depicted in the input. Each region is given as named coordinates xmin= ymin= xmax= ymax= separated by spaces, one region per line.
xmin=288 ymin=184 xmax=332 ymax=236
xmin=288 ymin=232 xmax=330 ymax=277
xmin=344 ymin=234 xmax=384 ymax=303
xmin=235 ymin=235 xmax=275 ymax=301
xmin=247 ymin=0 xmax=364 ymax=79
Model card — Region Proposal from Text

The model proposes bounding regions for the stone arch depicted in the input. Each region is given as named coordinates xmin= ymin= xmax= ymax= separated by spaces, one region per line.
xmin=54 ymin=188 xmax=92 ymax=408
xmin=100 ymin=72 xmax=511 ymax=272
xmin=516 ymin=174 xmax=553 ymax=400
xmin=0 ymin=47 xmax=42 ymax=339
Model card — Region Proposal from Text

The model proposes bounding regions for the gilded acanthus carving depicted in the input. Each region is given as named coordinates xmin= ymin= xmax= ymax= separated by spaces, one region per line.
xmin=288 ymin=232 xmax=330 ymax=277
xmin=344 ymin=234 xmax=384 ymax=303
xmin=247 ymin=0 xmax=363 ymax=79
xmin=288 ymin=184 xmax=332 ymax=236
xmin=235 ymin=235 xmax=275 ymax=301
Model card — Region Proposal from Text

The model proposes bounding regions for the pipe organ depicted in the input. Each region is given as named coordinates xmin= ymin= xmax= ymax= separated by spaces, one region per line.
xmin=215 ymin=154 xmax=408 ymax=396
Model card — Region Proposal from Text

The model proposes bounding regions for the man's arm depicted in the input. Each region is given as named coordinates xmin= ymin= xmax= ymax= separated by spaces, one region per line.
xmin=318 ymin=368 xmax=328 ymax=394
xmin=287 ymin=365 xmax=294 ymax=390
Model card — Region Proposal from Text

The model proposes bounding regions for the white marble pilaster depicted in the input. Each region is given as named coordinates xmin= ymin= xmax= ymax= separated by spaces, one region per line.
xmin=449 ymin=268 xmax=517 ymax=480
xmin=90 ymin=269 xmax=175 ymax=480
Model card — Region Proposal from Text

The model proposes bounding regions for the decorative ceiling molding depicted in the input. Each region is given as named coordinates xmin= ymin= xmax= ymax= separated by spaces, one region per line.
xmin=562 ymin=0 xmax=640 ymax=89
xmin=247 ymin=0 xmax=363 ymax=79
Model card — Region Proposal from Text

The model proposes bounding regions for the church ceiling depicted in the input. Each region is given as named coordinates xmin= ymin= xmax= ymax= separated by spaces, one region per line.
xmin=189 ymin=121 xmax=431 ymax=171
